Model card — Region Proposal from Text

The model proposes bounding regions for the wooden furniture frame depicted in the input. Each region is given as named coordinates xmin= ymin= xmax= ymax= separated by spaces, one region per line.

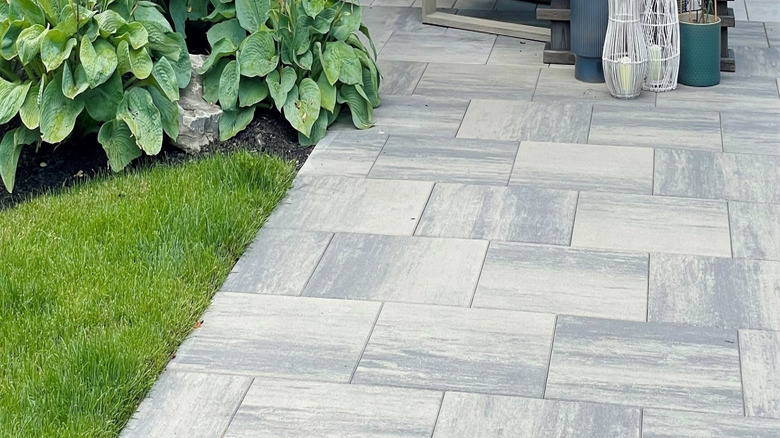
xmin=421 ymin=0 xmax=552 ymax=42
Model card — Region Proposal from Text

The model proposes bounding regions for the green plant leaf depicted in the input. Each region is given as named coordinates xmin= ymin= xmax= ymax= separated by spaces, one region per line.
xmin=62 ymin=63 xmax=89 ymax=99
xmin=40 ymin=77 xmax=84 ymax=143
xmin=133 ymin=2 xmax=173 ymax=33
xmin=359 ymin=24 xmax=378 ymax=59
xmin=235 ymin=0 xmax=270 ymax=32
xmin=292 ymin=17 xmax=310 ymax=56
xmin=337 ymin=84 xmax=373 ymax=129
xmin=311 ymin=8 xmax=337 ymax=34
xmin=203 ymin=58 xmax=229 ymax=104
xmin=331 ymin=5 xmax=361 ymax=41
xmin=83 ymin=70 xmax=123 ymax=122
xmin=199 ymin=38 xmax=236 ymax=73
xmin=238 ymin=76 xmax=268 ymax=107
xmin=321 ymin=41 xmax=361 ymax=85
xmin=219 ymin=60 xmax=240 ymax=110
xmin=237 ymin=32 xmax=278 ymax=77
xmin=302 ymin=0 xmax=325 ymax=18
xmin=97 ymin=119 xmax=142 ymax=171
xmin=0 ymin=125 xmax=39 ymax=192
xmin=362 ymin=67 xmax=380 ymax=108
xmin=16 ymin=24 xmax=46 ymax=64
xmin=117 ymin=41 xmax=153 ymax=79
xmin=80 ymin=37 xmax=118 ymax=88
xmin=219 ymin=107 xmax=254 ymax=141
xmin=169 ymin=0 xmax=187 ymax=34
xmin=266 ymin=66 xmax=296 ymax=111
xmin=147 ymin=86 xmax=179 ymax=140
xmin=94 ymin=10 xmax=127 ymax=37
xmin=297 ymin=109 xmax=328 ymax=145
xmin=207 ymin=19 xmax=246 ymax=48
xmin=9 ymin=0 xmax=45 ymax=26
xmin=151 ymin=57 xmax=180 ymax=101
xmin=40 ymin=29 xmax=77 ymax=71
xmin=116 ymin=87 xmax=163 ymax=154
xmin=165 ymin=32 xmax=191 ymax=88
xmin=116 ymin=22 xmax=149 ymax=50
xmin=0 ymin=78 xmax=31 ymax=124
xmin=316 ymin=73 xmax=335 ymax=112
xmin=2 ymin=23 xmax=23 ymax=60
xmin=145 ymin=21 xmax=181 ymax=60
xmin=295 ymin=50 xmax=313 ymax=70
xmin=19 ymin=81 xmax=41 ymax=129
xmin=203 ymin=2 xmax=235 ymax=22
xmin=283 ymin=78 xmax=320 ymax=137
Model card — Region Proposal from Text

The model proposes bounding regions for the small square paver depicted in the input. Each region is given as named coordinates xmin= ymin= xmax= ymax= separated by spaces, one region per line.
xmin=303 ymin=233 xmax=487 ymax=306
xmin=546 ymin=316 xmax=744 ymax=414
xmin=457 ymin=99 xmax=592 ymax=143
xmin=721 ymin=111 xmax=780 ymax=156
xmin=225 ymin=379 xmax=442 ymax=438
xmin=473 ymin=243 xmax=648 ymax=321
xmin=642 ymin=409 xmax=780 ymax=437
xmin=377 ymin=60 xmax=428 ymax=96
xmin=220 ymin=229 xmax=332 ymax=295
xmin=740 ymin=330 xmax=780 ymax=418
xmin=654 ymin=148 xmax=780 ymax=203
xmin=655 ymin=75 xmax=780 ymax=113
xmin=298 ymin=131 xmax=388 ymax=177
xmin=121 ymin=371 xmax=251 ymax=438
xmin=415 ymin=183 xmax=578 ymax=244
xmin=266 ymin=175 xmax=432 ymax=236
xmin=353 ymin=303 xmax=555 ymax=396
xmin=571 ymin=192 xmax=732 ymax=257
xmin=413 ymin=63 xmax=540 ymax=100
xmin=169 ymin=293 xmax=380 ymax=381
xmin=432 ymin=392 xmax=641 ymax=438
xmin=534 ymin=67 xmax=656 ymax=107
xmin=510 ymin=141 xmax=654 ymax=194
xmin=649 ymin=254 xmax=780 ymax=330
xmin=379 ymin=31 xmax=495 ymax=64
xmin=588 ymin=106 xmax=722 ymax=151
xmin=368 ymin=135 xmax=519 ymax=184
xmin=730 ymin=201 xmax=780 ymax=261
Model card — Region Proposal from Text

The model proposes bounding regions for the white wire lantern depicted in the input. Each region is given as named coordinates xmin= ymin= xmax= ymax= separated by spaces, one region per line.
xmin=602 ymin=0 xmax=649 ymax=99
xmin=641 ymin=0 xmax=680 ymax=91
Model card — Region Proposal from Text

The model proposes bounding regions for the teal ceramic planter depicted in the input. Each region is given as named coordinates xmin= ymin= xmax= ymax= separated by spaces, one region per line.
xmin=678 ymin=15 xmax=721 ymax=87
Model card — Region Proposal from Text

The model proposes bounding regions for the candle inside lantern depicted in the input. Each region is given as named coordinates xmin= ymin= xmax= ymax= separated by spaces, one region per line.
xmin=618 ymin=56 xmax=632 ymax=94
xmin=650 ymin=44 xmax=663 ymax=81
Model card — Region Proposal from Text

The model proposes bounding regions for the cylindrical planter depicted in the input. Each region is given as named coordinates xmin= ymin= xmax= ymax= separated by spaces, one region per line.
xmin=571 ymin=0 xmax=609 ymax=82
xmin=640 ymin=0 xmax=680 ymax=91
xmin=602 ymin=0 xmax=648 ymax=99
xmin=678 ymin=15 xmax=721 ymax=86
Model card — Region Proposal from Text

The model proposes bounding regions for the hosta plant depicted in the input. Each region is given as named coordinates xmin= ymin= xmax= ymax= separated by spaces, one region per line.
xmin=194 ymin=0 xmax=380 ymax=145
xmin=0 ymin=0 xmax=190 ymax=192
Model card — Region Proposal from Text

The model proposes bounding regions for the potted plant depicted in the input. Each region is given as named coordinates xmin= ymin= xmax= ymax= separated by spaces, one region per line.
xmin=678 ymin=0 xmax=721 ymax=86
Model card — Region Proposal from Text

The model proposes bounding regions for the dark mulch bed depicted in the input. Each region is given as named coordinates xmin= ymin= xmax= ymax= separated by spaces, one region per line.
xmin=0 ymin=109 xmax=313 ymax=211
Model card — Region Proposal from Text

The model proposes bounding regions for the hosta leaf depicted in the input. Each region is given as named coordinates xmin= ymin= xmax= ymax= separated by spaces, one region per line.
xmin=282 ymin=78 xmax=320 ymax=137
xmin=35 ymin=0 xmax=59 ymax=25
xmin=117 ymin=41 xmax=153 ymax=79
xmin=80 ymin=37 xmax=118 ymax=88
xmin=133 ymin=2 xmax=173 ymax=32
xmin=56 ymin=4 xmax=94 ymax=36
xmin=331 ymin=5 xmax=362 ymax=41
xmin=147 ymin=86 xmax=178 ymax=140
xmin=40 ymin=29 xmax=76 ymax=71
xmin=292 ymin=18 xmax=310 ymax=56
xmin=40 ymin=77 xmax=84 ymax=143
xmin=266 ymin=66 xmax=296 ymax=111
xmin=235 ymin=0 xmax=270 ymax=32
xmin=97 ymin=119 xmax=142 ymax=171
xmin=219 ymin=60 xmax=240 ymax=110
xmin=1 ymin=23 xmax=23 ymax=60
xmin=295 ymin=50 xmax=313 ymax=70
xmin=362 ymin=67 xmax=380 ymax=108
xmin=95 ymin=10 xmax=127 ymax=37
xmin=207 ymin=19 xmax=246 ymax=48
xmin=219 ymin=107 xmax=254 ymax=141
xmin=204 ymin=2 xmax=235 ymax=22
xmin=62 ymin=63 xmax=89 ymax=98
xmin=238 ymin=76 xmax=268 ymax=107
xmin=359 ymin=24 xmax=378 ymax=59
xmin=297 ymin=110 xmax=328 ymax=146
xmin=203 ymin=58 xmax=229 ymax=104
xmin=116 ymin=87 xmax=163 ymax=154
xmin=0 ymin=126 xmax=39 ymax=192
xmin=147 ymin=27 xmax=181 ymax=60
xmin=151 ymin=57 xmax=179 ymax=101
xmin=321 ymin=41 xmax=361 ymax=85
xmin=311 ymin=8 xmax=337 ymax=34
xmin=9 ymin=0 xmax=45 ymax=26
xmin=199 ymin=38 xmax=236 ymax=73
xmin=169 ymin=0 xmax=187 ymax=34
xmin=316 ymin=73 xmax=335 ymax=112
xmin=0 ymin=78 xmax=31 ymax=124
xmin=116 ymin=22 xmax=149 ymax=50
xmin=337 ymin=84 xmax=373 ymax=129
xmin=19 ymin=81 xmax=41 ymax=129
xmin=16 ymin=24 xmax=46 ymax=64
xmin=237 ymin=32 xmax=277 ymax=77
xmin=302 ymin=0 xmax=325 ymax=18
xmin=83 ymin=70 xmax=123 ymax=121
xmin=165 ymin=32 xmax=191 ymax=88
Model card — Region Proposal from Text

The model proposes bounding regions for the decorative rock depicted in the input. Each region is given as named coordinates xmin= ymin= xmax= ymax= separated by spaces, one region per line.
xmin=173 ymin=54 xmax=222 ymax=153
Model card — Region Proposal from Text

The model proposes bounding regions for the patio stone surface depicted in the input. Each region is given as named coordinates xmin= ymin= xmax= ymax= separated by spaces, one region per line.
xmin=571 ymin=192 xmax=732 ymax=257
xmin=413 ymin=63 xmax=540 ymax=100
xmin=740 ymin=330 xmax=780 ymax=418
xmin=546 ymin=316 xmax=744 ymax=414
xmin=376 ymin=60 xmax=428 ymax=95
xmin=303 ymin=233 xmax=487 ymax=305
xmin=352 ymin=303 xmax=555 ymax=395
xmin=642 ymin=409 xmax=780 ymax=437
xmin=415 ymin=183 xmax=578 ymax=243
xmin=721 ymin=111 xmax=780 ymax=156
xmin=379 ymin=31 xmax=495 ymax=64
xmin=473 ymin=243 xmax=648 ymax=320
xmin=432 ymin=393 xmax=641 ymax=438
xmin=533 ymin=67 xmax=656 ymax=107
xmin=298 ymin=131 xmax=389 ymax=177
xmin=655 ymin=75 xmax=780 ymax=113
xmin=649 ymin=254 xmax=780 ymax=330
xmin=487 ymin=36 xmax=545 ymax=66
xmin=509 ymin=141 xmax=654 ymax=193
xmin=735 ymin=47 xmax=780 ymax=77
xmin=368 ymin=135 xmax=519 ymax=184
xmin=729 ymin=20 xmax=770 ymax=48
xmin=362 ymin=95 xmax=469 ymax=137
xmin=745 ymin=0 xmax=780 ymax=22
xmin=730 ymin=201 xmax=780 ymax=261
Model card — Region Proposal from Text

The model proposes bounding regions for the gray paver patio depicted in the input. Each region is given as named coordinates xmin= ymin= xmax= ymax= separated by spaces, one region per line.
xmin=125 ymin=3 xmax=780 ymax=436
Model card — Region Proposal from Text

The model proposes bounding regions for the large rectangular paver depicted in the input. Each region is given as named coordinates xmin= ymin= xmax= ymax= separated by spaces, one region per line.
xmin=509 ymin=141 xmax=654 ymax=194
xmin=571 ymin=192 xmax=732 ymax=257
xmin=734 ymin=47 xmax=780 ymax=78
xmin=298 ymin=131 xmax=388 ymax=177
xmin=546 ymin=316 xmax=744 ymax=414
xmin=220 ymin=229 xmax=331 ymax=295
xmin=740 ymin=330 xmax=780 ymax=419
xmin=432 ymin=392 xmax=641 ymax=438
xmin=730 ymin=201 xmax=780 ymax=261
xmin=534 ymin=67 xmax=655 ymax=107
xmin=655 ymin=75 xmax=780 ymax=113
xmin=366 ymin=95 xmax=469 ymax=137
xmin=353 ymin=303 xmax=555 ymax=396
xmin=266 ymin=176 xmax=432 ymax=235
xmin=642 ymin=409 xmax=780 ymax=437
xmin=121 ymin=371 xmax=252 ymax=438
xmin=654 ymin=149 xmax=780 ymax=203
xmin=413 ymin=63 xmax=539 ymax=100
xmin=721 ymin=111 xmax=780 ymax=156
xmin=169 ymin=293 xmax=380 ymax=381
xmin=457 ymin=100 xmax=591 ymax=143
xmin=368 ymin=135 xmax=519 ymax=184
xmin=377 ymin=60 xmax=428 ymax=96
xmin=588 ymin=106 xmax=722 ymax=151
xmin=379 ymin=31 xmax=495 ymax=64
xmin=474 ymin=243 xmax=648 ymax=320
xmin=487 ymin=36 xmax=545 ymax=66
xmin=728 ymin=20 xmax=770 ymax=48
xmin=303 ymin=233 xmax=487 ymax=306
xmin=415 ymin=183 xmax=578 ymax=244
xmin=225 ymin=380 xmax=442 ymax=438
xmin=746 ymin=0 xmax=780 ymax=22
xmin=650 ymin=254 xmax=780 ymax=330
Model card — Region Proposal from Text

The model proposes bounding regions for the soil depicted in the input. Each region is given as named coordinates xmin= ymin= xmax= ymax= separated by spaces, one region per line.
xmin=0 ymin=109 xmax=312 ymax=211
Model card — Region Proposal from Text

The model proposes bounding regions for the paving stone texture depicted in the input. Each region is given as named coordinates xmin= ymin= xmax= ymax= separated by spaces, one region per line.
xmin=125 ymin=3 xmax=780 ymax=437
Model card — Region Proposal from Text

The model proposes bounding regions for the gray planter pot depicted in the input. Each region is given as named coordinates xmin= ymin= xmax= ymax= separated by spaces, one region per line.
xmin=571 ymin=0 xmax=609 ymax=82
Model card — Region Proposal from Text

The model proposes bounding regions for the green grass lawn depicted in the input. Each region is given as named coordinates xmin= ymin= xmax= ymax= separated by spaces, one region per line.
xmin=0 ymin=151 xmax=296 ymax=437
